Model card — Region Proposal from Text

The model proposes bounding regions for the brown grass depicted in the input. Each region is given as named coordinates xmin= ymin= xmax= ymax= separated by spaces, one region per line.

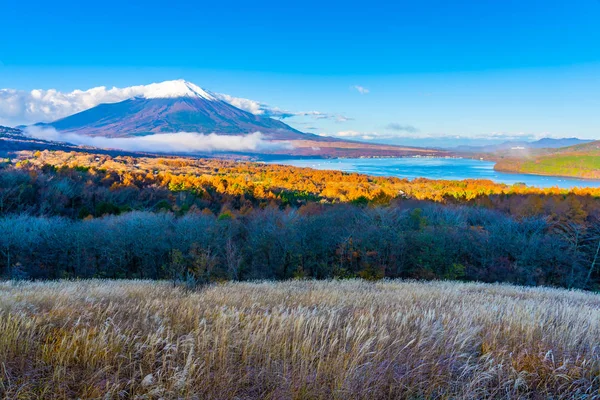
xmin=0 ymin=279 xmax=599 ymax=399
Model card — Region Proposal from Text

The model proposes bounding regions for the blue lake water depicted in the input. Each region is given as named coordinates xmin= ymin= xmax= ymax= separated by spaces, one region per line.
xmin=267 ymin=157 xmax=600 ymax=189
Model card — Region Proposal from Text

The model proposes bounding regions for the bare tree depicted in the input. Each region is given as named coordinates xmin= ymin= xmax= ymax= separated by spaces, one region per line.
xmin=225 ymin=238 xmax=242 ymax=280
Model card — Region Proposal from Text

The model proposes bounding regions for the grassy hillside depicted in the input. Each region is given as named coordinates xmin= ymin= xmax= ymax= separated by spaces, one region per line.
xmin=0 ymin=279 xmax=598 ymax=399
xmin=495 ymin=141 xmax=600 ymax=179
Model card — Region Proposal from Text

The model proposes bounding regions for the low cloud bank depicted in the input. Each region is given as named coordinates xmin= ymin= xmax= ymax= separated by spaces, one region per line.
xmin=324 ymin=130 xmax=387 ymax=141
xmin=24 ymin=127 xmax=290 ymax=153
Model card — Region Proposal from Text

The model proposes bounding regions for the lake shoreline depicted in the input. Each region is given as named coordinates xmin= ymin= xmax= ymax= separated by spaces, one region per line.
xmin=267 ymin=156 xmax=600 ymax=189
xmin=493 ymin=163 xmax=600 ymax=181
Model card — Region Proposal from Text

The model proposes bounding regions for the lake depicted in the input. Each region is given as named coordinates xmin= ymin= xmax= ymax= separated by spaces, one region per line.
xmin=266 ymin=157 xmax=600 ymax=189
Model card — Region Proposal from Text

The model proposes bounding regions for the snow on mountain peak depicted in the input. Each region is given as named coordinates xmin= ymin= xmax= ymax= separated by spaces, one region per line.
xmin=140 ymin=80 xmax=216 ymax=100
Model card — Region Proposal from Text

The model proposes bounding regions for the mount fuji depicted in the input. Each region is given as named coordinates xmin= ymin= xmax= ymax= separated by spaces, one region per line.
xmin=36 ymin=80 xmax=311 ymax=140
xmin=23 ymin=79 xmax=444 ymax=157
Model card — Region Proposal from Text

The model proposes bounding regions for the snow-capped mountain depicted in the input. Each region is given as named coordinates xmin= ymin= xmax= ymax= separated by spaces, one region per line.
xmin=37 ymin=80 xmax=311 ymax=140
xmin=26 ymin=79 xmax=445 ymax=157
xmin=136 ymin=80 xmax=218 ymax=100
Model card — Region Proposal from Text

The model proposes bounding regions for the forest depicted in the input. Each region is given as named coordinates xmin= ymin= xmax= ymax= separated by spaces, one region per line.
xmin=1 ymin=150 xmax=600 ymax=289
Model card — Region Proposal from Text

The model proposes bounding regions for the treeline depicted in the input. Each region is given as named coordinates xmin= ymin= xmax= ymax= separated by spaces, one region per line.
xmin=1 ymin=205 xmax=599 ymax=290
xmin=2 ymin=150 xmax=600 ymax=290
xmin=2 ymin=152 xmax=600 ymax=224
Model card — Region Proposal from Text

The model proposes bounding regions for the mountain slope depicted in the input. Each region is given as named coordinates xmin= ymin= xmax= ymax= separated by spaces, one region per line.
xmin=0 ymin=125 xmax=78 ymax=154
xmin=0 ymin=125 xmax=153 ymax=157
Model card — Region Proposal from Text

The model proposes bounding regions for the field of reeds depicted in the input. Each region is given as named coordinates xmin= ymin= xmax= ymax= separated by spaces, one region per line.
xmin=0 ymin=279 xmax=599 ymax=399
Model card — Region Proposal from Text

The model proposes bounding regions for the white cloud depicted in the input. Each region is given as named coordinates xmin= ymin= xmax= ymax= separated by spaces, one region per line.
xmin=209 ymin=93 xmax=346 ymax=122
xmin=23 ymin=126 xmax=289 ymax=153
xmin=197 ymin=92 xmax=318 ymax=120
xmin=326 ymin=130 xmax=382 ymax=140
xmin=213 ymin=93 xmax=265 ymax=115
xmin=352 ymin=85 xmax=370 ymax=95
xmin=0 ymin=85 xmax=160 ymax=126
xmin=334 ymin=115 xmax=353 ymax=122
xmin=334 ymin=130 xmax=365 ymax=138
xmin=0 ymin=80 xmax=341 ymax=126
xmin=386 ymin=123 xmax=419 ymax=133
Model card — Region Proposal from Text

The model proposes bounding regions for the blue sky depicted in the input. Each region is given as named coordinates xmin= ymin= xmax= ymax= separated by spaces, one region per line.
xmin=1 ymin=0 xmax=599 ymax=144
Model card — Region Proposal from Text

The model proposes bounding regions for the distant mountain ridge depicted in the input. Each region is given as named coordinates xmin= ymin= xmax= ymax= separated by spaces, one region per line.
xmin=454 ymin=137 xmax=592 ymax=153
xmin=533 ymin=138 xmax=593 ymax=148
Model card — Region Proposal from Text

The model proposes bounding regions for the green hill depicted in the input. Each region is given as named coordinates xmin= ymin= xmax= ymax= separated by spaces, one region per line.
xmin=494 ymin=141 xmax=600 ymax=179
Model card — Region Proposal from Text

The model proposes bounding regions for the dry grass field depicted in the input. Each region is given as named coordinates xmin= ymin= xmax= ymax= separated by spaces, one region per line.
xmin=0 ymin=279 xmax=599 ymax=399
